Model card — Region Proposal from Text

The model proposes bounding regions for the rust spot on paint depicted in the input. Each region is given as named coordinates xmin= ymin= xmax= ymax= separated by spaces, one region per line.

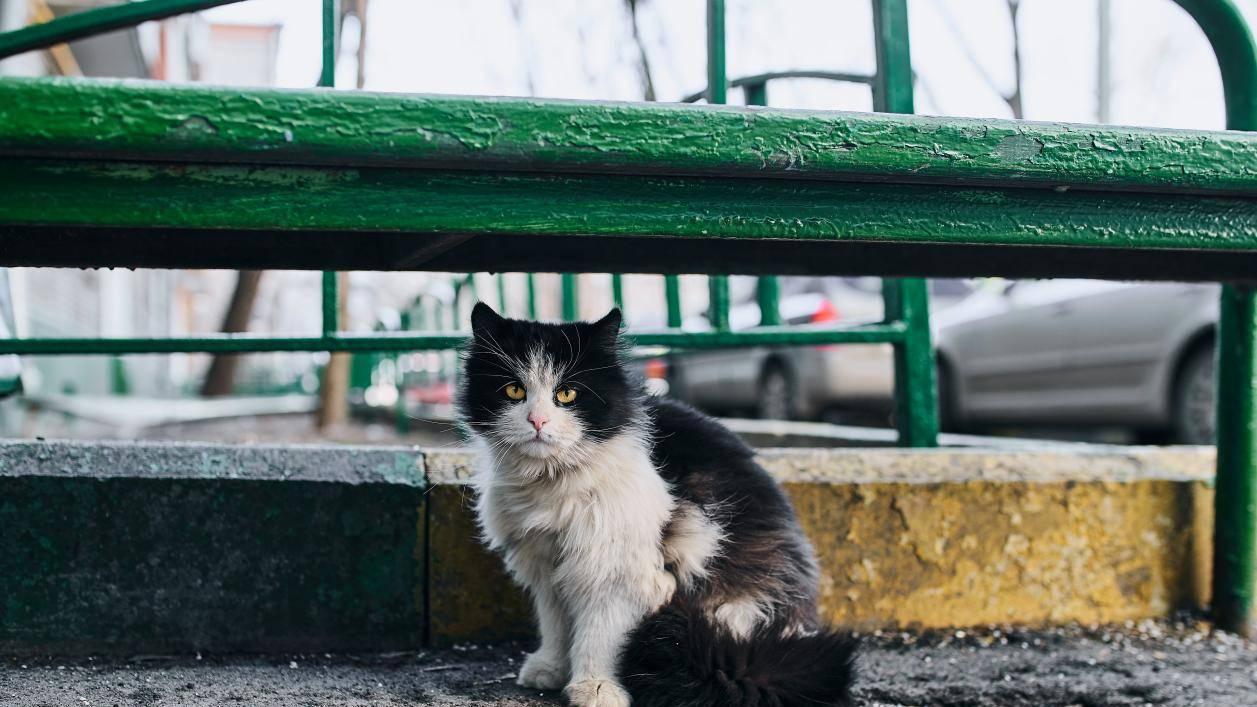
xmin=994 ymin=133 xmax=1045 ymax=163
xmin=169 ymin=115 xmax=218 ymax=139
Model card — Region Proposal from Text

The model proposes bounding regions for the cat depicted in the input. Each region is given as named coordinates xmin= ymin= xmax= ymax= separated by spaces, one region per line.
xmin=459 ymin=302 xmax=856 ymax=707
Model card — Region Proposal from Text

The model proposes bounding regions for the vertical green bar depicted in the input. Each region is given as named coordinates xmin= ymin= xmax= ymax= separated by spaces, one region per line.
xmin=496 ymin=273 xmax=508 ymax=314
xmin=319 ymin=0 xmax=338 ymax=337
xmin=872 ymin=0 xmax=939 ymax=447
xmin=320 ymin=0 xmax=336 ymax=87
xmin=526 ymin=273 xmax=538 ymax=319
xmin=757 ymin=276 xmax=781 ymax=326
xmin=611 ymin=273 xmax=625 ymax=318
xmin=743 ymin=80 xmax=780 ymax=327
xmin=561 ymin=274 xmax=579 ymax=321
xmin=705 ymin=0 xmax=730 ymax=332
xmin=1173 ymin=0 xmax=1257 ymax=636
xmin=743 ymin=81 xmax=767 ymax=106
xmin=706 ymin=0 xmax=726 ymax=105
xmin=1215 ymin=285 xmax=1257 ymax=636
xmin=321 ymin=272 xmax=338 ymax=335
xmin=665 ymin=275 xmax=682 ymax=328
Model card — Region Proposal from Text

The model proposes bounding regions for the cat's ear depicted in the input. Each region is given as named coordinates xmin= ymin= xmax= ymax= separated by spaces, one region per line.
xmin=590 ymin=308 xmax=622 ymax=348
xmin=470 ymin=302 xmax=506 ymax=340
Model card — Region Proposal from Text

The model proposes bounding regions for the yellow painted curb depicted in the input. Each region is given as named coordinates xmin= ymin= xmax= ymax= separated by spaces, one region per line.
xmin=424 ymin=447 xmax=1215 ymax=644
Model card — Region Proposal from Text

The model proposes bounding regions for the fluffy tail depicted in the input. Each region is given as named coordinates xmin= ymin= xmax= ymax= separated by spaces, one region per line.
xmin=619 ymin=604 xmax=857 ymax=707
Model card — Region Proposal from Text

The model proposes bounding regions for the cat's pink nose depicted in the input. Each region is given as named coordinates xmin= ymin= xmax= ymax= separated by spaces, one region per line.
xmin=527 ymin=411 xmax=548 ymax=432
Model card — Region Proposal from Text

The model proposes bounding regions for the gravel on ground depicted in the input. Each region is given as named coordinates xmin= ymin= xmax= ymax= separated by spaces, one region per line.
xmin=2 ymin=618 xmax=1254 ymax=706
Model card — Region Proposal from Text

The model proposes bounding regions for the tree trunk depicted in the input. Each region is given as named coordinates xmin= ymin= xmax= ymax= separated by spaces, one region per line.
xmin=317 ymin=271 xmax=351 ymax=429
xmin=200 ymin=270 xmax=263 ymax=397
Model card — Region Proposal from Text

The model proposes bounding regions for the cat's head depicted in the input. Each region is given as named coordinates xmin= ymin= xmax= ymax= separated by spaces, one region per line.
xmin=459 ymin=302 xmax=642 ymax=468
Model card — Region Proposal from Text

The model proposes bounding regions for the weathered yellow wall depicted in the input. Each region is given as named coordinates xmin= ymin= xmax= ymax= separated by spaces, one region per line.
xmin=423 ymin=447 xmax=1215 ymax=645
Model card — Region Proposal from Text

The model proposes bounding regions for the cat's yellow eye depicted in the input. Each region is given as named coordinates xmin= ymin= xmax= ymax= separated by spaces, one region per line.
xmin=555 ymin=387 xmax=578 ymax=405
xmin=504 ymin=383 xmax=527 ymax=401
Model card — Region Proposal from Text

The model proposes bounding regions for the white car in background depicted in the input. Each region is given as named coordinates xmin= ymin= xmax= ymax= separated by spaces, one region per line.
xmin=936 ymin=280 xmax=1219 ymax=444
xmin=652 ymin=278 xmax=975 ymax=422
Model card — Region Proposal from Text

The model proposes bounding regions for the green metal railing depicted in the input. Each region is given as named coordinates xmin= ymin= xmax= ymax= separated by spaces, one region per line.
xmin=0 ymin=0 xmax=1254 ymax=634
xmin=0 ymin=0 xmax=942 ymax=446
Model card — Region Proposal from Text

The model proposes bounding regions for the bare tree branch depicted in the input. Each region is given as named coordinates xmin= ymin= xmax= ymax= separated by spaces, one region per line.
xmin=931 ymin=0 xmax=1024 ymax=118
xmin=624 ymin=0 xmax=657 ymax=101
xmin=1006 ymin=0 xmax=1024 ymax=119
xmin=508 ymin=0 xmax=538 ymax=96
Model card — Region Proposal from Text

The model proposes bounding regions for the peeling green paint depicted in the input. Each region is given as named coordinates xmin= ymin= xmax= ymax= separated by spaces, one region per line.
xmin=2 ymin=77 xmax=1257 ymax=194
xmin=2 ymin=159 xmax=1256 ymax=254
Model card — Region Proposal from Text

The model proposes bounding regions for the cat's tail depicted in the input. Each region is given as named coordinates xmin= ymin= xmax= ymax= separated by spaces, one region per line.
xmin=618 ymin=603 xmax=857 ymax=707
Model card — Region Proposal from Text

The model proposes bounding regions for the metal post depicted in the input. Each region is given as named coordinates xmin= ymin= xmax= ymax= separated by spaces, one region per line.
xmin=526 ymin=273 xmax=538 ymax=319
xmin=1174 ymin=0 xmax=1257 ymax=637
xmin=705 ymin=0 xmax=731 ymax=332
xmin=319 ymin=0 xmax=339 ymax=339
xmin=757 ymin=276 xmax=781 ymax=327
xmin=1215 ymin=285 xmax=1257 ymax=635
xmin=743 ymin=80 xmax=767 ymax=107
xmin=1173 ymin=0 xmax=1257 ymax=638
xmin=496 ymin=272 xmax=508 ymax=314
xmin=872 ymin=0 xmax=939 ymax=447
xmin=611 ymin=273 xmax=625 ymax=318
xmin=743 ymin=80 xmax=781 ymax=327
xmin=561 ymin=273 xmax=579 ymax=321
xmin=665 ymin=275 xmax=682 ymax=328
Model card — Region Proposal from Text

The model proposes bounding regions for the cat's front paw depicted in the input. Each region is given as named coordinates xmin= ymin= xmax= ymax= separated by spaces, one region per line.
xmin=565 ymin=678 xmax=631 ymax=707
xmin=516 ymin=650 xmax=567 ymax=690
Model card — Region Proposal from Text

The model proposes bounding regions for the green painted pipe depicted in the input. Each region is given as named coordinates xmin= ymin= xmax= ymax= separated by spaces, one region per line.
xmin=0 ymin=323 xmax=904 ymax=356
xmin=611 ymin=273 xmax=625 ymax=320
xmin=664 ymin=276 xmax=682 ymax=328
xmin=319 ymin=0 xmax=339 ymax=337
xmin=704 ymin=0 xmax=731 ymax=334
xmin=742 ymin=81 xmax=781 ymax=328
xmin=561 ymin=274 xmax=578 ymax=321
xmin=526 ymin=273 xmax=538 ymax=319
xmin=6 ymin=78 xmax=1257 ymax=196
xmin=1175 ymin=0 xmax=1257 ymax=637
xmin=873 ymin=0 xmax=940 ymax=449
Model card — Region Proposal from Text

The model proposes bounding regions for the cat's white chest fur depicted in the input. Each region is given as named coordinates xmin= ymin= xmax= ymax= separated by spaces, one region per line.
xmin=475 ymin=434 xmax=674 ymax=581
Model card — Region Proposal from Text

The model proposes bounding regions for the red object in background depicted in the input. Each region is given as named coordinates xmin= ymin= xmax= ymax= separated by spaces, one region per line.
xmin=811 ymin=298 xmax=840 ymax=324
xmin=643 ymin=358 xmax=669 ymax=380
xmin=409 ymin=381 xmax=453 ymax=405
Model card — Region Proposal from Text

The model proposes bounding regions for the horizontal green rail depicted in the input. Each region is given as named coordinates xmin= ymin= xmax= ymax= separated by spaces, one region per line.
xmin=0 ymin=324 xmax=904 ymax=356
xmin=680 ymin=69 xmax=875 ymax=103
xmin=4 ymin=78 xmax=1257 ymax=195
xmin=5 ymin=159 xmax=1255 ymax=253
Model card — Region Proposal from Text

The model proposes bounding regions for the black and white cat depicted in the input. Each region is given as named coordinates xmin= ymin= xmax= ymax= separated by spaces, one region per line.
xmin=459 ymin=303 xmax=856 ymax=707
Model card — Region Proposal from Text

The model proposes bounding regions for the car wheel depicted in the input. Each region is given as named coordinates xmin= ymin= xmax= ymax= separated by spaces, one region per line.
xmin=756 ymin=364 xmax=796 ymax=421
xmin=1173 ymin=345 xmax=1216 ymax=445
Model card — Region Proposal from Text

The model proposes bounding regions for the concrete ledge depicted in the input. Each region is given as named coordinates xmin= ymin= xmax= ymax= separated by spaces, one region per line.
xmin=423 ymin=446 xmax=1215 ymax=642
xmin=0 ymin=439 xmax=1219 ymax=653
xmin=0 ymin=441 xmax=426 ymax=655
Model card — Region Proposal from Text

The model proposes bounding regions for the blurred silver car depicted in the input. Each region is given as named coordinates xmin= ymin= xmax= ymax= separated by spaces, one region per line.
xmin=652 ymin=278 xmax=973 ymax=421
xmin=936 ymin=280 xmax=1219 ymax=444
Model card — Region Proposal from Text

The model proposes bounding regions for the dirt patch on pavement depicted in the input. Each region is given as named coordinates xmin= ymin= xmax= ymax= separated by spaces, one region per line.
xmin=1 ymin=620 xmax=1253 ymax=706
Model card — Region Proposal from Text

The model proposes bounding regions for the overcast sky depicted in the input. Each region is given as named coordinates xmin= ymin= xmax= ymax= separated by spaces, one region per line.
xmin=203 ymin=0 xmax=1257 ymax=131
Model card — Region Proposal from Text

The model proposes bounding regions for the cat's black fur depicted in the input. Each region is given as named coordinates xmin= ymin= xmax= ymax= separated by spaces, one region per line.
xmin=460 ymin=303 xmax=856 ymax=706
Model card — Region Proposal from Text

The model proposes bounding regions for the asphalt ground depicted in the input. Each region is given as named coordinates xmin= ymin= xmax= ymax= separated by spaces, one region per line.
xmin=2 ymin=618 xmax=1254 ymax=706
